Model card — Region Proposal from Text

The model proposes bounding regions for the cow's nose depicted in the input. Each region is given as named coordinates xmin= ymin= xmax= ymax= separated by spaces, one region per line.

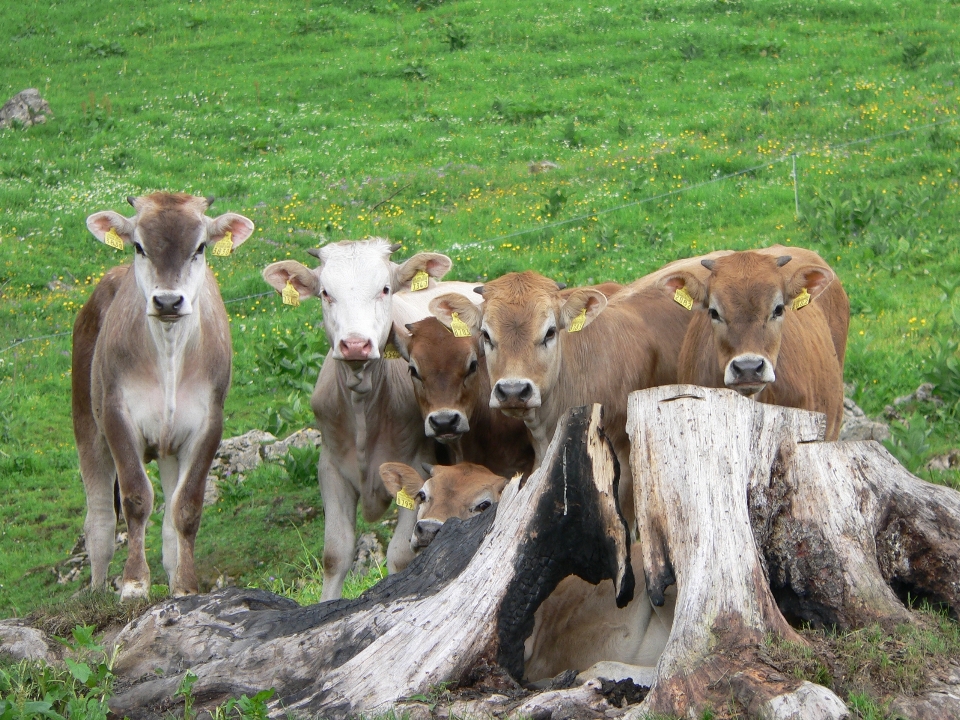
xmin=494 ymin=379 xmax=534 ymax=405
xmin=428 ymin=410 xmax=464 ymax=436
xmin=729 ymin=356 xmax=767 ymax=381
xmin=152 ymin=293 xmax=184 ymax=316
xmin=414 ymin=519 xmax=442 ymax=548
xmin=340 ymin=338 xmax=373 ymax=360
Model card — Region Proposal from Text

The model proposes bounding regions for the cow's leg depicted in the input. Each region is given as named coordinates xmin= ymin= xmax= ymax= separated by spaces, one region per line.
xmin=156 ymin=456 xmax=181 ymax=589
xmin=80 ymin=432 xmax=119 ymax=588
xmin=103 ymin=414 xmax=155 ymax=601
xmin=166 ymin=423 xmax=220 ymax=597
xmin=387 ymin=506 xmax=417 ymax=574
xmin=319 ymin=451 xmax=360 ymax=602
xmin=616 ymin=444 xmax=637 ymax=532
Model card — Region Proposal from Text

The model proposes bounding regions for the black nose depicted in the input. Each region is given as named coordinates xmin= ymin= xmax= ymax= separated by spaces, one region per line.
xmin=494 ymin=379 xmax=533 ymax=404
xmin=729 ymin=357 xmax=766 ymax=382
xmin=414 ymin=520 xmax=442 ymax=547
xmin=153 ymin=293 xmax=184 ymax=315
xmin=428 ymin=410 xmax=463 ymax=435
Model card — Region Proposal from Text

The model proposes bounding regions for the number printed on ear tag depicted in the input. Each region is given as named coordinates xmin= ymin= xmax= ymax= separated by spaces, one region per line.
xmin=410 ymin=270 xmax=429 ymax=292
xmin=568 ymin=308 xmax=587 ymax=333
xmin=396 ymin=488 xmax=416 ymax=510
xmin=282 ymin=280 xmax=300 ymax=307
xmin=212 ymin=231 xmax=233 ymax=257
xmin=104 ymin=228 xmax=125 ymax=250
xmin=383 ymin=344 xmax=402 ymax=359
xmin=451 ymin=312 xmax=472 ymax=338
xmin=793 ymin=287 xmax=811 ymax=311
xmin=674 ymin=287 xmax=694 ymax=311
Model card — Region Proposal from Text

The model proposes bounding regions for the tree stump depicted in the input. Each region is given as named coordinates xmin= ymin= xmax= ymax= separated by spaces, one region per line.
xmin=110 ymin=404 xmax=633 ymax=718
xmin=626 ymin=385 xmax=960 ymax=720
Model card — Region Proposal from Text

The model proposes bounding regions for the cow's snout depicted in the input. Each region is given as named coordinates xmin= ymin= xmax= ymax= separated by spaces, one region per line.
xmin=152 ymin=293 xmax=185 ymax=320
xmin=339 ymin=338 xmax=373 ymax=361
xmin=492 ymin=378 xmax=540 ymax=409
xmin=427 ymin=410 xmax=468 ymax=440
xmin=413 ymin=519 xmax=443 ymax=549
xmin=725 ymin=353 xmax=775 ymax=395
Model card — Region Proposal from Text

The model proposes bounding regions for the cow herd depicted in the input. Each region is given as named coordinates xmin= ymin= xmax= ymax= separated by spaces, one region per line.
xmin=71 ymin=192 xmax=848 ymax=681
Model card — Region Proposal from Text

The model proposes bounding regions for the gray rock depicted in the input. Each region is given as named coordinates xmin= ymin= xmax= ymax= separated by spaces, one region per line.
xmin=0 ymin=621 xmax=57 ymax=664
xmin=0 ymin=89 xmax=53 ymax=129
xmin=839 ymin=397 xmax=890 ymax=442
xmin=204 ymin=430 xmax=278 ymax=505
xmin=351 ymin=532 xmax=386 ymax=576
xmin=261 ymin=428 xmax=321 ymax=462
xmin=926 ymin=449 xmax=960 ymax=472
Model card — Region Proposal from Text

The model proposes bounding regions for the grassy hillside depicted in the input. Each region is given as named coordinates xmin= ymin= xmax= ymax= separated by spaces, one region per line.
xmin=1 ymin=0 xmax=959 ymax=633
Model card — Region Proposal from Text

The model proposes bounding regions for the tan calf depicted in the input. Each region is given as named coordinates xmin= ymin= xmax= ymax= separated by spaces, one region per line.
xmin=661 ymin=247 xmax=848 ymax=439
xmin=379 ymin=461 xmax=674 ymax=683
xmin=73 ymin=193 xmax=254 ymax=599
xmin=429 ymin=271 xmax=693 ymax=528
xmin=391 ymin=317 xmax=535 ymax=479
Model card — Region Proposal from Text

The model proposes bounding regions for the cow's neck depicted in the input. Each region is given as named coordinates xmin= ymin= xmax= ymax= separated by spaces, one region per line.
xmin=339 ymin=359 xmax=389 ymax=482
xmin=146 ymin=309 xmax=202 ymax=434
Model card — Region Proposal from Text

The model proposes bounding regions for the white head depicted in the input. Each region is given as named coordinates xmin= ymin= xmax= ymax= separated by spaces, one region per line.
xmin=262 ymin=239 xmax=452 ymax=361
xmin=86 ymin=193 xmax=254 ymax=322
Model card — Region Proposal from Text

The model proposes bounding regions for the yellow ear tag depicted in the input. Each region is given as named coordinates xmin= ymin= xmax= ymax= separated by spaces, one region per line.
xmin=281 ymin=280 xmax=300 ymax=307
xmin=793 ymin=287 xmax=811 ymax=311
xmin=104 ymin=228 xmax=125 ymax=250
xmin=383 ymin=344 xmax=402 ymax=359
xmin=212 ymin=231 xmax=233 ymax=257
xmin=568 ymin=307 xmax=587 ymax=333
xmin=674 ymin=287 xmax=694 ymax=311
xmin=450 ymin=312 xmax=472 ymax=338
xmin=396 ymin=488 xmax=416 ymax=510
xmin=410 ymin=269 xmax=430 ymax=292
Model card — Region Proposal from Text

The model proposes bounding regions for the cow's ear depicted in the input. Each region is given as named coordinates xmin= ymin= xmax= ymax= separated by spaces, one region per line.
xmin=86 ymin=211 xmax=136 ymax=246
xmin=787 ymin=264 xmax=835 ymax=306
xmin=389 ymin=322 xmax=412 ymax=361
xmin=559 ymin=289 xmax=607 ymax=332
xmin=207 ymin=213 xmax=255 ymax=250
xmin=661 ymin=271 xmax=707 ymax=307
xmin=262 ymin=260 xmax=321 ymax=299
xmin=395 ymin=252 xmax=453 ymax=288
xmin=491 ymin=475 xmax=511 ymax=500
xmin=430 ymin=293 xmax=482 ymax=334
xmin=379 ymin=462 xmax=424 ymax=498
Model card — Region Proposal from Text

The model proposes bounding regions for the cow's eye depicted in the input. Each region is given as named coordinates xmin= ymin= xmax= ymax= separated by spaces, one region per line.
xmin=380 ymin=286 xmax=390 ymax=298
xmin=772 ymin=304 xmax=785 ymax=319
xmin=415 ymin=490 xmax=426 ymax=503
xmin=466 ymin=359 xmax=478 ymax=376
xmin=480 ymin=329 xmax=492 ymax=346
xmin=195 ymin=244 xmax=205 ymax=257
xmin=408 ymin=365 xmax=421 ymax=381
xmin=543 ymin=327 xmax=557 ymax=344
xmin=708 ymin=308 xmax=721 ymax=322
xmin=321 ymin=289 xmax=332 ymax=302
xmin=474 ymin=500 xmax=492 ymax=513
xmin=133 ymin=242 xmax=145 ymax=257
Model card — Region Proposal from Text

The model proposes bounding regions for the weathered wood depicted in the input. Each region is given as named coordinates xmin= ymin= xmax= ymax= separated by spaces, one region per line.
xmin=625 ymin=384 xmax=960 ymax=720
xmin=110 ymin=404 xmax=633 ymax=719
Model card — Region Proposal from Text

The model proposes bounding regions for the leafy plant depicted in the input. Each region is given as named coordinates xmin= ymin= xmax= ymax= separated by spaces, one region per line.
xmin=81 ymin=39 xmax=126 ymax=57
xmin=175 ymin=671 xmax=199 ymax=720
xmin=211 ymin=689 xmax=276 ymax=720
xmin=445 ymin=22 xmax=468 ymax=51
xmin=541 ymin=187 xmax=569 ymax=218
xmin=283 ymin=444 xmax=321 ymax=487
xmin=883 ymin=412 xmax=932 ymax=472
xmin=902 ymin=40 xmax=927 ymax=69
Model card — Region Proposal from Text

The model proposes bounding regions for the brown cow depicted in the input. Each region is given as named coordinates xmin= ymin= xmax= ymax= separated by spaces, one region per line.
xmin=391 ymin=317 xmax=535 ymax=479
xmin=379 ymin=461 xmax=674 ymax=683
xmin=428 ymin=271 xmax=696 ymax=528
xmin=74 ymin=193 xmax=254 ymax=599
xmin=661 ymin=246 xmax=848 ymax=439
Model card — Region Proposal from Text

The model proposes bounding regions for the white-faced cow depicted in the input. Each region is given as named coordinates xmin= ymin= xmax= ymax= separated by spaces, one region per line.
xmin=73 ymin=193 xmax=254 ymax=600
xmin=428 ymin=269 xmax=703 ymax=529
xmin=379 ymin=461 xmax=674 ymax=683
xmin=390 ymin=317 xmax=535 ymax=479
xmin=262 ymin=239 xmax=482 ymax=601
xmin=661 ymin=246 xmax=848 ymax=439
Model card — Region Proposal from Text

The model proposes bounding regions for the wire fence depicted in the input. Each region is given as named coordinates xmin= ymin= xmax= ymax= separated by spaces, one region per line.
xmin=1 ymin=116 xmax=954 ymax=357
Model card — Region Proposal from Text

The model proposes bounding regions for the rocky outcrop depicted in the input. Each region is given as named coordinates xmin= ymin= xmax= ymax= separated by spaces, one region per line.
xmin=0 ymin=89 xmax=53 ymax=129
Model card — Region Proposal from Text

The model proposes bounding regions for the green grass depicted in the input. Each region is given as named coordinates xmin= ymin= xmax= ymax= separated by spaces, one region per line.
xmin=1 ymin=0 xmax=959 ymax=635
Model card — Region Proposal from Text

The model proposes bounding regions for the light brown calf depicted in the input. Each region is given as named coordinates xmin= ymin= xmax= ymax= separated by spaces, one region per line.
xmin=661 ymin=247 xmax=848 ymax=439
xmin=73 ymin=193 xmax=254 ymax=599
xmin=429 ymin=271 xmax=694 ymax=528
xmin=379 ymin=462 xmax=674 ymax=683
xmin=391 ymin=317 xmax=535 ymax=479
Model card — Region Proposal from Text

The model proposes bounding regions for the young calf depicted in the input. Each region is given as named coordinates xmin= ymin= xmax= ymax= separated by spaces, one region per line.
xmin=262 ymin=240 xmax=482 ymax=601
xmin=661 ymin=247 xmax=849 ymax=439
xmin=379 ymin=461 xmax=674 ymax=683
xmin=73 ymin=193 xmax=254 ymax=599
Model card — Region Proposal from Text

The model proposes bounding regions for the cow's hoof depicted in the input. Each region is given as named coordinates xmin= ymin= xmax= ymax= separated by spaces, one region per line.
xmin=120 ymin=580 xmax=150 ymax=601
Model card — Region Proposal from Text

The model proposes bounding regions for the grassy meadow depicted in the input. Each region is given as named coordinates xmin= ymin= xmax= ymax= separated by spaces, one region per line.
xmin=1 ymin=0 xmax=959 ymax=668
